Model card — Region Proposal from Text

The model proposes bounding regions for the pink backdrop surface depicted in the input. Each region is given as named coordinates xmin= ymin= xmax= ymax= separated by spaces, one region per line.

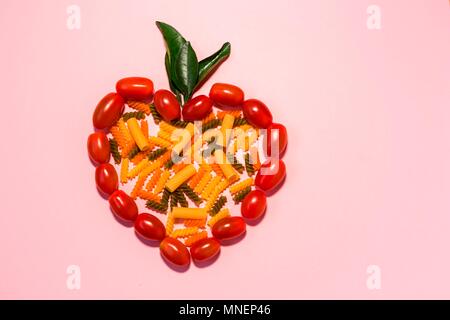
xmin=1 ymin=0 xmax=450 ymax=299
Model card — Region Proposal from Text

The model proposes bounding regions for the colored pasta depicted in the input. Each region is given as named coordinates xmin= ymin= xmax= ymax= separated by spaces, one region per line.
xmin=127 ymin=100 xmax=151 ymax=115
xmin=184 ymin=231 xmax=208 ymax=247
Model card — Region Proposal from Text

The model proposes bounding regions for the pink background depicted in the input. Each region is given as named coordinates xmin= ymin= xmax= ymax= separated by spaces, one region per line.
xmin=1 ymin=0 xmax=450 ymax=299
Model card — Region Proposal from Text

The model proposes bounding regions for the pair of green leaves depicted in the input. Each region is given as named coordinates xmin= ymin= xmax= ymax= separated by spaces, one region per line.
xmin=156 ymin=21 xmax=231 ymax=105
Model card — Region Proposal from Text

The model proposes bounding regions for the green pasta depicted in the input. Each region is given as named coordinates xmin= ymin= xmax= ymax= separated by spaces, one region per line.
xmin=161 ymin=188 xmax=171 ymax=207
xmin=145 ymin=200 xmax=168 ymax=214
xmin=244 ymin=153 xmax=255 ymax=176
xmin=122 ymin=111 xmax=146 ymax=121
xmin=226 ymin=153 xmax=245 ymax=173
xmin=170 ymin=120 xmax=190 ymax=128
xmin=233 ymin=117 xmax=248 ymax=127
xmin=169 ymin=192 xmax=178 ymax=210
xmin=180 ymin=183 xmax=202 ymax=205
xmin=232 ymin=186 xmax=252 ymax=204
xmin=148 ymin=147 xmax=167 ymax=161
xmin=149 ymin=103 xmax=162 ymax=123
xmin=174 ymin=189 xmax=188 ymax=207
xmin=209 ymin=195 xmax=227 ymax=216
xmin=127 ymin=145 xmax=140 ymax=159
xmin=202 ymin=118 xmax=222 ymax=132
xmin=109 ymin=138 xmax=121 ymax=164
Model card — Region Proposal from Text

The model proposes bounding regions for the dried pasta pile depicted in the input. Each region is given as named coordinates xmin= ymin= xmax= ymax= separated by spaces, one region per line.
xmin=109 ymin=101 xmax=263 ymax=246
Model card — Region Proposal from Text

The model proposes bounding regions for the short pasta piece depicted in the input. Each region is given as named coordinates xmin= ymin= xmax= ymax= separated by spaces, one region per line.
xmin=194 ymin=172 xmax=213 ymax=195
xmin=159 ymin=121 xmax=177 ymax=134
xmin=165 ymin=213 xmax=175 ymax=236
xmin=165 ymin=164 xmax=197 ymax=192
xmin=171 ymin=207 xmax=208 ymax=220
xmin=120 ymin=158 xmax=129 ymax=184
xmin=110 ymin=126 xmax=127 ymax=150
xmin=127 ymin=158 xmax=149 ymax=179
xmin=154 ymin=170 xmax=171 ymax=194
xmin=170 ymin=227 xmax=199 ymax=239
xmin=118 ymin=118 xmax=133 ymax=142
xmin=137 ymin=190 xmax=161 ymax=202
xmin=140 ymin=119 xmax=149 ymax=139
xmin=229 ymin=177 xmax=254 ymax=194
xmin=127 ymin=100 xmax=151 ymax=115
xmin=130 ymin=174 xmax=147 ymax=199
xmin=145 ymin=169 xmax=162 ymax=192
xmin=149 ymin=136 xmax=172 ymax=148
xmin=201 ymin=175 xmax=222 ymax=200
xmin=184 ymin=231 xmax=208 ymax=247
xmin=127 ymin=118 xmax=150 ymax=151
xmin=207 ymin=208 xmax=230 ymax=227
xmin=184 ymin=218 xmax=207 ymax=228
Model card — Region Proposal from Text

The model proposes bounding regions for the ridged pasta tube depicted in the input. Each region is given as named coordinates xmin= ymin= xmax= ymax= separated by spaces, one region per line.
xmin=127 ymin=118 xmax=150 ymax=151
xmin=171 ymin=207 xmax=207 ymax=220
xmin=172 ymin=123 xmax=195 ymax=155
xmin=208 ymin=208 xmax=230 ymax=227
xmin=219 ymin=114 xmax=234 ymax=147
xmin=214 ymin=149 xmax=238 ymax=181
xmin=165 ymin=164 xmax=196 ymax=192
xmin=170 ymin=227 xmax=199 ymax=238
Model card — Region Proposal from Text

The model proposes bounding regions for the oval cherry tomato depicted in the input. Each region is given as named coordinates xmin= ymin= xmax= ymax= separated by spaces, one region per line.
xmin=134 ymin=213 xmax=166 ymax=241
xmin=108 ymin=190 xmax=138 ymax=222
xmin=212 ymin=217 xmax=246 ymax=241
xmin=182 ymin=95 xmax=213 ymax=121
xmin=209 ymin=83 xmax=244 ymax=108
xmin=116 ymin=77 xmax=154 ymax=101
xmin=190 ymin=238 xmax=221 ymax=262
xmin=160 ymin=237 xmax=190 ymax=267
xmin=265 ymin=122 xmax=288 ymax=157
xmin=153 ymin=89 xmax=181 ymax=121
xmin=255 ymin=159 xmax=286 ymax=193
xmin=87 ymin=132 xmax=110 ymax=165
xmin=241 ymin=190 xmax=267 ymax=220
xmin=95 ymin=163 xmax=118 ymax=196
xmin=242 ymin=99 xmax=273 ymax=129
xmin=92 ymin=92 xmax=125 ymax=130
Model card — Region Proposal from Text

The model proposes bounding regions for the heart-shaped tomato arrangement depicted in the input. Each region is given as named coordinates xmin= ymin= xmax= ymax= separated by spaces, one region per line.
xmin=87 ymin=22 xmax=287 ymax=269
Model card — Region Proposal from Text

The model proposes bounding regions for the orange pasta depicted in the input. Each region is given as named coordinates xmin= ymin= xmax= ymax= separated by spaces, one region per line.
xmin=145 ymin=169 xmax=162 ymax=192
xmin=184 ymin=231 xmax=208 ymax=247
xmin=127 ymin=100 xmax=151 ymax=115
xmin=110 ymin=126 xmax=127 ymax=150
xmin=184 ymin=218 xmax=207 ymax=228
xmin=140 ymin=119 xmax=149 ymax=139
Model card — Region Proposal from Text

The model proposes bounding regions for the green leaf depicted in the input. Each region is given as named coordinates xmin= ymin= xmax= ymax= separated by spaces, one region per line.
xmin=174 ymin=41 xmax=198 ymax=101
xmin=196 ymin=42 xmax=231 ymax=89
xmin=156 ymin=21 xmax=187 ymax=94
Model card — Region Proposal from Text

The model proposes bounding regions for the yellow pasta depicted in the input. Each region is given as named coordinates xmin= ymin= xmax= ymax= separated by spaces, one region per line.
xmin=171 ymin=207 xmax=207 ymax=220
xmin=127 ymin=100 xmax=151 ymax=115
xmin=184 ymin=231 xmax=208 ymax=247
xmin=120 ymin=158 xmax=129 ymax=184
xmin=130 ymin=150 xmax=149 ymax=165
xmin=219 ymin=114 xmax=235 ymax=146
xmin=170 ymin=227 xmax=199 ymax=239
xmin=229 ymin=177 xmax=254 ymax=194
xmin=157 ymin=130 xmax=173 ymax=142
xmin=172 ymin=162 xmax=187 ymax=173
xmin=201 ymin=175 xmax=222 ymax=200
xmin=120 ymin=141 xmax=136 ymax=158
xmin=204 ymin=179 xmax=230 ymax=211
xmin=165 ymin=213 xmax=174 ymax=236
xmin=154 ymin=170 xmax=171 ymax=194
xmin=207 ymin=208 xmax=230 ymax=227
xmin=184 ymin=218 xmax=207 ymax=228
xmin=210 ymin=162 xmax=225 ymax=177
xmin=172 ymin=123 xmax=195 ymax=155
xmin=137 ymin=190 xmax=161 ymax=202
xmin=149 ymin=136 xmax=172 ymax=148
xmin=188 ymin=163 xmax=211 ymax=189
xmin=194 ymin=172 xmax=213 ymax=194
xmin=138 ymin=152 xmax=170 ymax=179
xmin=127 ymin=158 xmax=149 ymax=179
xmin=127 ymin=118 xmax=150 ymax=151
xmin=165 ymin=164 xmax=196 ymax=192
xmin=145 ymin=169 xmax=162 ymax=192
xmin=214 ymin=149 xmax=238 ymax=181
xmin=159 ymin=121 xmax=177 ymax=134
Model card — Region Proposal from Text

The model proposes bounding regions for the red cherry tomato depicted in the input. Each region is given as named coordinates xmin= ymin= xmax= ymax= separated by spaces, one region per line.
xmin=209 ymin=83 xmax=244 ymax=108
xmin=153 ymin=89 xmax=181 ymax=121
xmin=108 ymin=190 xmax=138 ymax=222
xmin=134 ymin=213 xmax=166 ymax=241
xmin=160 ymin=237 xmax=190 ymax=267
xmin=87 ymin=132 xmax=110 ymax=165
xmin=190 ymin=238 xmax=221 ymax=262
xmin=95 ymin=163 xmax=118 ymax=196
xmin=92 ymin=93 xmax=125 ymax=130
xmin=265 ymin=122 xmax=288 ymax=157
xmin=116 ymin=77 xmax=154 ymax=101
xmin=212 ymin=217 xmax=246 ymax=241
xmin=182 ymin=95 xmax=213 ymax=121
xmin=255 ymin=159 xmax=286 ymax=193
xmin=241 ymin=190 xmax=267 ymax=220
xmin=242 ymin=99 xmax=273 ymax=129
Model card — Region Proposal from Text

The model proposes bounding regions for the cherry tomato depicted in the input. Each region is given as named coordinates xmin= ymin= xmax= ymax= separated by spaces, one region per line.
xmin=212 ymin=217 xmax=246 ymax=241
xmin=134 ymin=213 xmax=166 ymax=241
xmin=242 ymin=99 xmax=273 ymax=129
xmin=241 ymin=190 xmax=267 ymax=220
xmin=108 ymin=190 xmax=138 ymax=222
xmin=116 ymin=77 xmax=154 ymax=101
xmin=265 ymin=122 xmax=288 ymax=157
xmin=160 ymin=237 xmax=190 ymax=267
xmin=87 ymin=132 xmax=110 ymax=165
xmin=255 ymin=159 xmax=286 ymax=193
xmin=182 ymin=95 xmax=213 ymax=121
xmin=153 ymin=89 xmax=181 ymax=121
xmin=92 ymin=93 xmax=125 ymax=130
xmin=190 ymin=238 xmax=221 ymax=262
xmin=95 ymin=163 xmax=118 ymax=196
xmin=209 ymin=83 xmax=244 ymax=108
